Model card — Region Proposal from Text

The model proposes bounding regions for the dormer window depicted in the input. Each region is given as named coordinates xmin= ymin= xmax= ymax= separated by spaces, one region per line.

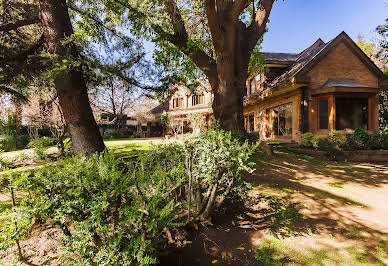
xmin=192 ymin=94 xmax=204 ymax=106
xmin=173 ymin=97 xmax=184 ymax=108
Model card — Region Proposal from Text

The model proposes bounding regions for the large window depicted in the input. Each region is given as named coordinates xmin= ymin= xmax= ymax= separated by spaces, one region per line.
xmin=173 ymin=98 xmax=184 ymax=108
xmin=319 ymin=99 xmax=329 ymax=130
xmin=192 ymin=94 xmax=204 ymax=106
xmin=335 ymin=97 xmax=368 ymax=130
xmin=268 ymin=103 xmax=292 ymax=137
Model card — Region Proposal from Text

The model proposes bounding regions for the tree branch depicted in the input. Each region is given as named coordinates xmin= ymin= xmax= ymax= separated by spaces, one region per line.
xmin=0 ymin=17 xmax=40 ymax=32
xmin=162 ymin=0 xmax=217 ymax=74
xmin=1 ymin=34 xmax=45 ymax=63
xmin=232 ymin=0 xmax=249 ymax=20
xmin=205 ymin=0 xmax=222 ymax=53
xmin=246 ymin=0 xmax=274 ymax=51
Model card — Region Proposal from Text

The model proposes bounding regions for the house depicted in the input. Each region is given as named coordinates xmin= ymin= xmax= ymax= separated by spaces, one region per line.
xmin=150 ymin=82 xmax=214 ymax=133
xmin=153 ymin=32 xmax=388 ymax=142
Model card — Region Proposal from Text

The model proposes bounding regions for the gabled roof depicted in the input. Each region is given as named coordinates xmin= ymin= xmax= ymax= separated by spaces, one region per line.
xmin=261 ymin=52 xmax=299 ymax=64
xmin=294 ymin=31 xmax=385 ymax=79
xmin=245 ymin=31 xmax=387 ymax=103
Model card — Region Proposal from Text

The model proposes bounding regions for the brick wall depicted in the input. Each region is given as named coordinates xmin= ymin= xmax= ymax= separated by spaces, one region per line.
xmin=307 ymin=41 xmax=379 ymax=89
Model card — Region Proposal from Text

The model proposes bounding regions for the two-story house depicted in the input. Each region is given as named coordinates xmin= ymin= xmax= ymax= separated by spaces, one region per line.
xmin=152 ymin=32 xmax=388 ymax=142
xmin=151 ymin=82 xmax=214 ymax=132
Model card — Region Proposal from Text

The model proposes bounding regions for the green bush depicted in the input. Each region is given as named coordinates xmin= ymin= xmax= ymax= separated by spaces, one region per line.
xmin=16 ymin=135 xmax=30 ymax=149
xmin=301 ymin=132 xmax=314 ymax=147
xmin=0 ymin=135 xmax=17 ymax=151
xmin=22 ymin=129 xmax=257 ymax=264
xmin=0 ymin=115 xmax=18 ymax=136
xmin=27 ymin=136 xmax=55 ymax=149
xmin=63 ymin=137 xmax=73 ymax=156
xmin=380 ymin=128 xmax=388 ymax=149
xmin=28 ymin=152 xmax=183 ymax=265
xmin=328 ymin=131 xmax=344 ymax=147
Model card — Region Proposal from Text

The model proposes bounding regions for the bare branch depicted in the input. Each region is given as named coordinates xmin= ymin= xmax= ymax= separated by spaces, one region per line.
xmin=0 ymin=17 xmax=40 ymax=32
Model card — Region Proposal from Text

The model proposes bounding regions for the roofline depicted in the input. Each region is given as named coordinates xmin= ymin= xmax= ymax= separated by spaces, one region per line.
xmin=294 ymin=31 xmax=385 ymax=80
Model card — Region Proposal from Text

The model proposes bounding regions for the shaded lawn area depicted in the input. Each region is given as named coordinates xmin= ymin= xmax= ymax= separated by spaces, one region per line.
xmin=0 ymin=138 xmax=163 ymax=162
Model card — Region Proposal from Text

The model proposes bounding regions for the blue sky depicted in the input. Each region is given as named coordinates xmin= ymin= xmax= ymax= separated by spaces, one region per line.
xmin=261 ymin=0 xmax=387 ymax=53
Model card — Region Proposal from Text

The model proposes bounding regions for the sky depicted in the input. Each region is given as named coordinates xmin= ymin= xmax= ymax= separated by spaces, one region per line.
xmin=261 ymin=0 xmax=387 ymax=53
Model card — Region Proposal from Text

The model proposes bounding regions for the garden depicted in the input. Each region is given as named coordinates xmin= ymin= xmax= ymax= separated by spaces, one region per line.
xmin=2 ymin=125 xmax=388 ymax=265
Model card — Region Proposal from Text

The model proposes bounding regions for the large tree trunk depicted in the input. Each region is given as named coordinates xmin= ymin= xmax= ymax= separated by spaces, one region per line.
xmin=211 ymin=66 xmax=246 ymax=133
xmin=38 ymin=0 xmax=105 ymax=155
xmin=208 ymin=23 xmax=250 ymax=133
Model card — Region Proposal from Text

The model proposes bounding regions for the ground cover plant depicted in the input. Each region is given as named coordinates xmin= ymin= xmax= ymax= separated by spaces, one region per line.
xmin=301 ymin=128 xmax=388 ymax=157
xmin=0 ymin=129 xmax=257 ymax=265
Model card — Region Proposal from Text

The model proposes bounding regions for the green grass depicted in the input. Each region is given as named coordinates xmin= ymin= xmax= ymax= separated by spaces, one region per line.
xmin=255 ymin=234 xmax=387 ymax=266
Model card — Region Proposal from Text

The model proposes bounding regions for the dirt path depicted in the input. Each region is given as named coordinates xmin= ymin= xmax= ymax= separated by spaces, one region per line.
xmin=161 ymin=151 xmax=388 ymax=265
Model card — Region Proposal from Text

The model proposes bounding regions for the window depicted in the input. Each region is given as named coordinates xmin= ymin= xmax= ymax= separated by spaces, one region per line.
xmin=192 ymin=94 xmax=204 ymax=106
xmin=319 ymin=99 xmax=329 ymax=130
xmin=244 ymin=114 xmax=255 ymax=133
xmin=173 ymin=98 xmax=184 ymax=108
xmin=268 ymin=103 xmax=292 ymax=137
xmin=335 ymin=97 xmax=368 ymax=130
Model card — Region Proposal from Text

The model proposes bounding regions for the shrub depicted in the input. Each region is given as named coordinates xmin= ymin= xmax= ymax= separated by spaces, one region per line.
xmin=380 ymin=129 xmax=388 ymax=150
xmin=23 ymin=129 xmax=257 ymax=264
xmin=27 ymin=152 xmax=183 ymax=265
xmin=27 ymin=136 xmax=55 ymax=149
xmin=301 ymin=133 xmax=314 ymax=147
xmin=328 ymin=131 xmax=345 ymax=147
xmin=0 ymin=135 xmax=16 ymax=151
xmin=368 ymin=131 xmax=381 ymax=150
xmin=179 ymin=129 xmax=257 ymax=221
xmin=63 ymin=137 xmax=73 ymax=156
xmin=16 ymin=135 xmax=30 ymax=150
xmin=0 ymin=207 xmax=34 ymax=251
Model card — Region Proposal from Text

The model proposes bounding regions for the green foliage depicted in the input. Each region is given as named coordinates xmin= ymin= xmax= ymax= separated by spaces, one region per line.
xmin=0 ymin=115 xmax=18 ymax=136
xmin=27 ymin=136 xmax=55 ymax=149
xmin=303 ymin=128 xmax=388 ymax=156
xmin=160 ymin=111 xmax=170 ymax=127
xmin=63 ymin=137 xmax=73 ymax=156
xmin=17 ymin=130 xmax=257 ymax=263
xmin=0 ymin=206 xmax=35 ymax=251
xmin=27 ymin=152 xmax=182 ymax=265
xmin=301 ymin=132 xmax=314 ymax=147
xmin=187 ymin=112 xmax=204 ymax=132
xmin=255 ymin=245 xmax=281 ymax=266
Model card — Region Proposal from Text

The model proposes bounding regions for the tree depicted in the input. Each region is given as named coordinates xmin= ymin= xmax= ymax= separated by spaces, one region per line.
xmin=0 ymin=0 xmax=105 ymax=155
xmin=97 ymin=0 xmax=275 ymax=132
xmin=90 ymin=78 xmax=133 ymax=132
xmin=24 ymin=89 xmax=68 ymax=157
xmin=37 ymin=0 xmax=106 ymax=155
xmin=376 ymin=19 xmax=388 ymax=128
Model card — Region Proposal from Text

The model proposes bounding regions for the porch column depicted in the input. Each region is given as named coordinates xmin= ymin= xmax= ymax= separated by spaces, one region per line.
xmin=328 ymin=94 xmax=335 ymax=131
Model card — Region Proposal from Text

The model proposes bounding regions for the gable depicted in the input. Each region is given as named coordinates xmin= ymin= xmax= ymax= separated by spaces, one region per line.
xmin=306 ymin=41 xmax=380 ymax=89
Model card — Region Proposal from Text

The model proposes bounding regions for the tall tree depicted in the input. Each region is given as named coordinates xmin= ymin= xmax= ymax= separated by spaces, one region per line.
xmin=37 ymin=0 xmax=106 ymax=155
xmin=97 ymin=0 xmax=275 ymax=132
xmin=1 ymin=0 xmax=106 ymax=155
